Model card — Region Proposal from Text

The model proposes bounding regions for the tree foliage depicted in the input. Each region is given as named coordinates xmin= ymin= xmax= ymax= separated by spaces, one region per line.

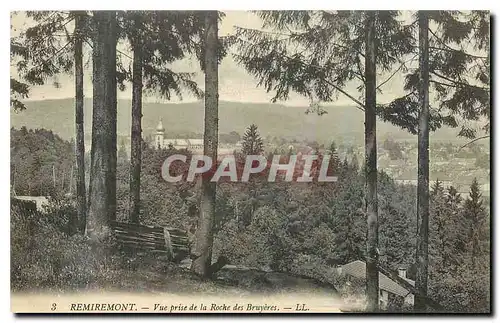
xmin=390 ymin=11 xmax=490 ymax=139
xmin=428 ymin=179 xmax=490 ymax=312
xmin=241 ymin=124 xmax=264 ymax=155
xmin=11 ymin=127 xmax=74 ymax=197
xmin=233 ymin=11 xmax=415 ymax=126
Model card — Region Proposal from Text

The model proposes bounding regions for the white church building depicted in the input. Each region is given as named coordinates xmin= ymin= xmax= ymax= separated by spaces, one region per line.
xmin=152 ymin=118 xmax=242 ymax=157
xmin=153 ymin=119 xmax=204 ymax=153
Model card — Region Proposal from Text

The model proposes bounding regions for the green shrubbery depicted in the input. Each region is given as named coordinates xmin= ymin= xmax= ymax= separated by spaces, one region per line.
xmin=11 ymin=200 xmax=120 ymax=292
xmin=10 ymin=127 xmax=490 ymax=312
xmin=211 ymin=175 xmax=490 ymax=312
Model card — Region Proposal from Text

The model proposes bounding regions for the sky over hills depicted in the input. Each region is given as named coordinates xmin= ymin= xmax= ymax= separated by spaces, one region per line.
xmin=10 ymin=10 xmax=483 ymax=145
xmin=11 ymin=11 xmax=408 ymax=106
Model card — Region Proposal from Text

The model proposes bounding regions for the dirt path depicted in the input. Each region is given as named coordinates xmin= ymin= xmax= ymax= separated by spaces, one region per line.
xmin=12 ymin=261 xmax=347 ymax=313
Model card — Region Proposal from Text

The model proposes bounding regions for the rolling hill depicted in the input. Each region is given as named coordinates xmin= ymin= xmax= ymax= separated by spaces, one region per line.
xmin=10 ymin=98 xmax=465 ymax=144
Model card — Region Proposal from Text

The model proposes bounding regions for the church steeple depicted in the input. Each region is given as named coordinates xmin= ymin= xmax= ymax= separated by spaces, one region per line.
xmin=155 ymin=117 xmax=165 ymax=149
xmin=156 ymin=117 xmax=165 ymax=133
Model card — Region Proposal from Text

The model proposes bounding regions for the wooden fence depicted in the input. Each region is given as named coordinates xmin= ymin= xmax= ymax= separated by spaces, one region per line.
xmin=11 ymin=197 xmax=38 ymax=216
xmin=110 ymin=220 xmax=190 ymax=262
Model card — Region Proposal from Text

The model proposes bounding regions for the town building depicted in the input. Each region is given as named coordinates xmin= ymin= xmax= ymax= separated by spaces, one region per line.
xmin=339 ymin=260 xmax=415 ymax=311
xmin=153 ymin=119 xmax=204 ymax=152
xmin=152 ymin=118 xmax=242 ymax=157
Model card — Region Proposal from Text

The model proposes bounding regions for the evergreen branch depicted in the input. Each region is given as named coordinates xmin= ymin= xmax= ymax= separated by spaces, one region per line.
xmin=324 ymin=80 xmax=365 ymax=111
xmin=34 ymin=11 xmax=60 ymax=25
xmin=91 ymin=38 xmax=202 ymax=100
xmin=378 ymin=91 xmax=415 ymax=106
xmin=430 ymin=80 xmax=456 ymax=88
xmin=353 ymin=59 xmax=365 ymax=83
xmin=428 ymin=28 xmax=488 ymax=60
xmin=45 ymin=33 xmax=76 ymax=38
xmin=83 ymin=37 xmax=93 ymax=50
xmin=23 ymin=14 xmax=74 ymax=49
xmin=459 ymin=135 xmax=489 ymax=149
xmin=428 ymin=27 xmax=460 ymax=52
xmin=231 ymin=39 xmax=366 ymax=111
xmin=235 ymin=26 xmax=365 ymax=58
xmin=117 ymin=48 xmax=133 ymax=60
xmin=376 ymin=54 xmax=418 ymax=90
xmin=19 ymin=14 xmax=75 ymax=61
xmin=42 ymin=40 xmax=73 ymax=63
xmin=431 ymin=71 xmax=488 ymax=90
xmin=428 ymin=45 xmax=488 ymax=60
xmin=23 ymin=40 xmax=72 ymax=78
xmin=127 ymin=20 xmax=200 ymax=53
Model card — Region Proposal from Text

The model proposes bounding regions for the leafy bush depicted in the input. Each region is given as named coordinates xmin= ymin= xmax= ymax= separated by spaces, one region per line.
xmin=429 ymin=265 xmax=490 ymax=313
xmin=288 ymin=253 xmax=334 ymax=283
xmin=334 ymin=274 xmax=367 ymax=311
xmin=41 ymin=196 xmax=79 ymax=234
xmin=11 ymin=203 xmax=119 ymax=292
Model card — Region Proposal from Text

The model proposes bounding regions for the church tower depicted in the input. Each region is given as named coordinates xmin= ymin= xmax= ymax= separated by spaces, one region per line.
xmin=155 ymin=118 xmax=165 ymax=149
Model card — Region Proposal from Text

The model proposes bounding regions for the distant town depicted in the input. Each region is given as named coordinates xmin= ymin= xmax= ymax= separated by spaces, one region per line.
xmin=109 ymin=118 xmax=490 ymax=200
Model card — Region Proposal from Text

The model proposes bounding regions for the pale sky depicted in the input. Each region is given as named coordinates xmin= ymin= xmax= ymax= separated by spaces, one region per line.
xmin=10 ymin=11 xmax=414 ymax=106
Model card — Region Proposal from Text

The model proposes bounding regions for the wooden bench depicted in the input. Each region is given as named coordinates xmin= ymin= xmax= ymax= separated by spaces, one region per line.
xmin=110 ymin=220 xmax=190 ymax=263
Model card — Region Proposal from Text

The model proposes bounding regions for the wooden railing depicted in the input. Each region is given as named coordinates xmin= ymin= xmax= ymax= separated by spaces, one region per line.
xmin=11 ymin=197 xmax=38 ymax=216
xmin=110 ymin=220 xmax=190 ymax=263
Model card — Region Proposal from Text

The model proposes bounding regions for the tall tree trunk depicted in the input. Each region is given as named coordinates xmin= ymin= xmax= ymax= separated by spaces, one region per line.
xmin=74 ymin=11 xmax=86 ymax=233
xmin=190 ymin=10 xmax=219 ymax=277
xmin=129 ymin=44 xmax=142 ymax=224
xmin=108 ymin=14 xmax=118 ymax=223
xmin=415 ymin=10 xmax=430 ymax=312
xmin=86 ymin=11 xmax=117 ymax=241
xmin=364 ymin=11 xmax=379 ymax=312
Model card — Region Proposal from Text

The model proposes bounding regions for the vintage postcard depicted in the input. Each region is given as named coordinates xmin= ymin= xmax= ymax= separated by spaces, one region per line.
xmin=10 ymin=10 xmax=491 ymax=314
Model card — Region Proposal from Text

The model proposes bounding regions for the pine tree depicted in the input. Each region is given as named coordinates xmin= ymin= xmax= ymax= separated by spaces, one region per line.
xmin=126 ymin=11 xmax=145 ymax=224
xmin=328 ymin=140 xmax=341 ymax=170
xmin=446 ymin=186 xmax=462 ymax=207
xmin=378 ymin=11 xmax=490 ymax=310
xmin=364 ymin=12 xmax=380 ymax=311
xmin=74 ymin=11 xmax=87 ymax=233
xmin=351 ymin=155 xmax=360 ymax=173
xmin=429 ymin=179 xmax=490 ymax=312
xmin=328 ymin=141 xmax=337 ymax=155
xmin=445 ymin=186 xmax=465 ymax=258
xmin=11 ymin=11 xmax=92 ymax=232
xmin=462 ymin=178 xmax=488 ymax=267
xmin=86 ymin=11 xmax=118 ymax=241
xmin=241 ymin=124 xmax=264 ymax=155
xmin=191 ymin=10 xmax=219 ymax=277
xmin=386 ymin=11 xmax=490 ymax=140
xmin=118 ymin=139 xmax=128 ymax=162
xmin=331 ymin=167 xmax=365 ymax=264
xmin=378 ymin=173 xmax=416 ymax=270
xmin=119 ymin=11 xmax=220 ymax=224
xmin=233 ymin=11 xmax=416 ymax=311
xmin=415 ymin=10 xmax=431 ymax=312
xmin=429 ymin=180 xmax=455 ymax=270
xmin=427 ymin=182 xmax=465 ymax=283
xmin=10 ymin=39 xmax=30 ymax=111
xmin=461 ymin=178 xmax=490 ymax=312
